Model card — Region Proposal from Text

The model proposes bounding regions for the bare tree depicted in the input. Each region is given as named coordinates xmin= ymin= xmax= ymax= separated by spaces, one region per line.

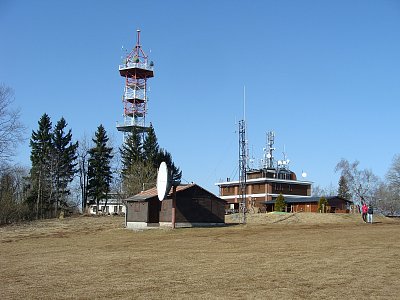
xmin=122 ymin=160 xmax=157 ymax=197
xmin=0 ymin=84 xmax=25 ymax=162
xmin=0 ymin=165 xmax=30 ymax=224
xmin=77 ymin=134 xmax=91 ymax=213
xmin=312 ymin=185 xmax=328 ymax=197
xmin=335 ymin=159 xmax=380 ymax=206
xmin=375 ymin=183 xmax=400 ymax=216
xmin=386 ymin=155 xmax=400 ymax=189
xmin=377 ymin=154 xmax=400 ymax=215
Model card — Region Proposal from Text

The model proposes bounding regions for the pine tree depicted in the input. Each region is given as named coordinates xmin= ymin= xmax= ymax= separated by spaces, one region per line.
xmin=337 ymin=175 xmax=351 ymax=200
xmin=51 ymin=117 xmax=78 ymax=215
xmin=120 ymin=126 xmax=142 ymax=177
xmin=29 ymin=113 xmax=52 ymax=219
xmin=275 ymin=193 xmax=286 ymax=212
xmin=142 ymin=123 xmax=159 ymax=165
xmin=120 ymin=124 xmax=182 ymax=196
xmin=157 ymin=149 xmax=182 ymax=182
xmin=87 ymin=125 xmax=113 ymax=214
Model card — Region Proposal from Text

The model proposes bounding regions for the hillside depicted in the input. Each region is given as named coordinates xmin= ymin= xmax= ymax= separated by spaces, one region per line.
xmin=1 ymin=214 xmax=400 ymax=299
xmin=225 ymin=211 xmax=396 ymax=225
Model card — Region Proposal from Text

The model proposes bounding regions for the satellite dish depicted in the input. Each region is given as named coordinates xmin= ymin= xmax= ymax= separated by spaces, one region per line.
xmin=266 ymin=153 xmax=272 ymax=159
xmin=301 ymin=171 xmax=307 ymax=178
xmin=157 ymin=162 xmax=171 ymax=201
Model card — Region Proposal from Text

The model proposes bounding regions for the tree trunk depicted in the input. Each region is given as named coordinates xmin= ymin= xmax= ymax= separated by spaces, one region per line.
xmin=36 ymin=170 xmax=41 ymax=220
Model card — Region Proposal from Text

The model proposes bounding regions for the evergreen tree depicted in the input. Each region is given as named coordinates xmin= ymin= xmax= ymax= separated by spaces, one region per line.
xmin=29 ymin=113 xmax=52 ymax=219
xmin=318 ymin=196 xmax=329 ymax=213
xmin=275 ymin=193 xmax=286 ymax=212
xmin=51 ymin=117 xmax=78 ymax=215
xmin=157 ymin=149 xmax=182 ymax=182
xmin=120 ymin=124 xmax=182 ymax=196
xmin=87 ymin=125 xmax=113 ymax=214
xmin=142 ymin=123 xmax=159 ymax=165
xmin=337 ymin=175 xmax=351 ymax=200
xmin=120 ymin=126 xmax=142 ymax=177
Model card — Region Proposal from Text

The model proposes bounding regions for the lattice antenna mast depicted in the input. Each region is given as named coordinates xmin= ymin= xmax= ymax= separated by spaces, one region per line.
xmin=117 ymin=29 xmax=154 ymax=139
xmin=126 ymin=30 xmax=148 ymax=64
xmin=239 ymin=120 xmax=247 ymax=224
xmin=265 ymin=131 xmax=275 ymax=169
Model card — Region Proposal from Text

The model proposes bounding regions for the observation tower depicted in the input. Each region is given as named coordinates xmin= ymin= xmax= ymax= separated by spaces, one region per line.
xmin=117 ymin=30 xmax=154 ymax=135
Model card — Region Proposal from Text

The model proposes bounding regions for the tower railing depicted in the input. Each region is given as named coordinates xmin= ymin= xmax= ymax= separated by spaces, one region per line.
xmin=119 ymin=62 xmax=153 ymax=71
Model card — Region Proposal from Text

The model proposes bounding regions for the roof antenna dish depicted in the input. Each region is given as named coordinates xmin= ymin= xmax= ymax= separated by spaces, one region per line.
xmin=301 ymin=171 xmax=307 ymax=178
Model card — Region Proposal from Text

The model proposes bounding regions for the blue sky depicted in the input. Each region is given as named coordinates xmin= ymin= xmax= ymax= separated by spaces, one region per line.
xmin=1 ymin=0 xmax=400 ymax=194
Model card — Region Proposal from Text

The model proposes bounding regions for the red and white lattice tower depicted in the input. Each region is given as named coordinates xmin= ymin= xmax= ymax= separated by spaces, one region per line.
xmin=117 ymin=29 xmax=154 ymax=135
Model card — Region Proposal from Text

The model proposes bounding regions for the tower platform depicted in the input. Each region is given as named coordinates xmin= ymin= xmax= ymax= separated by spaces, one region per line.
xmin=119 ymin=62 xmax=154 ymax=78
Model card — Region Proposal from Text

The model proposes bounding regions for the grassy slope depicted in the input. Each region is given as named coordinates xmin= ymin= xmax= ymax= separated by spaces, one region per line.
xmin=1 ymin=215 xmax=399 ymax=299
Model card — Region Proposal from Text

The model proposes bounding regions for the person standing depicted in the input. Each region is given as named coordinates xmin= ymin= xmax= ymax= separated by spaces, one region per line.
xmin=367 ymin=205 xmax=374 ymax=224
xmin=362 ymin=202 xmax=368 ymax=223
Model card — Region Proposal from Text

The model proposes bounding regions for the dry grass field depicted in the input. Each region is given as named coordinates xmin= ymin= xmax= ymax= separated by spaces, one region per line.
xmin=1 ymin=213 xmax=400 ymax=299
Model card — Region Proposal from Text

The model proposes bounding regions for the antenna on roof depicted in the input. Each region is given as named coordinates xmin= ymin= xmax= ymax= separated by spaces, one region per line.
xmin=243 ymin=85 xmax=246 ymax=122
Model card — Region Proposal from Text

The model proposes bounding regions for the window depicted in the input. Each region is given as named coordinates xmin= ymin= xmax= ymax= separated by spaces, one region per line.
xmin=114 ymin=206 xmax=118 ymax=213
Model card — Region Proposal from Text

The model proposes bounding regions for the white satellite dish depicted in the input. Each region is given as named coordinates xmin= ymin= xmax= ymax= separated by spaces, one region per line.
xmin=157 ymin=162 xmax=171 ymax=201
xmin=266 ymin=153 xmax=272 ymax=159
xmin=301 ymin=171 xmax=307 ymax=178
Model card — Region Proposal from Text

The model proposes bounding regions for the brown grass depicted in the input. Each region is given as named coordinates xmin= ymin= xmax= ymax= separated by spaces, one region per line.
xmin=1 ymin=213 xmax=399 ymax=299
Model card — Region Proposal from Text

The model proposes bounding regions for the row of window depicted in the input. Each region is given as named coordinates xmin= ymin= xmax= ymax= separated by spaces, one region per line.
xmin=92 ymin=206 xmax=123 ymax=213
xmin=222 ymin=183 xmax=301 ymax=195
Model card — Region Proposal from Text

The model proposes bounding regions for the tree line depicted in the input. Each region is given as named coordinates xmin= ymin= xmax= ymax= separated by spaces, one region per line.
xmin=0 ymin=84 xmax=181 ymax=224
xmin=310 ymin=158 xmax=400 ymax=216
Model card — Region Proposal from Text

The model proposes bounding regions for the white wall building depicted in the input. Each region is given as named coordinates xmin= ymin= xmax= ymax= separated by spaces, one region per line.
xmin=88 ymin=193 xmax=126 ymax=215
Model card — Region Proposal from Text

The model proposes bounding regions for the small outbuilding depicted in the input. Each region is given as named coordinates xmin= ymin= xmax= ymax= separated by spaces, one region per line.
xmin=125 ymin=184 xmax=226 ymax=229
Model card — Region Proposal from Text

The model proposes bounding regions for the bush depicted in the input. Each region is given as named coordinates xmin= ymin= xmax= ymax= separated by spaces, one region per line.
xmin=275 ymin=193 xmax=286 ymax=212
xmin=318 ymin=197 xmax=329 ymax=213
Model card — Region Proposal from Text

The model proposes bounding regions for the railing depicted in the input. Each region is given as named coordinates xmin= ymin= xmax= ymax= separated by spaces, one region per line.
xmin=119 ymin=62 xmax=153 ymax=71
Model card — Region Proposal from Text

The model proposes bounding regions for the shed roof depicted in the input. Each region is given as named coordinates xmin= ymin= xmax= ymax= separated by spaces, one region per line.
xmin=125 ymin=184 xmax=223 ymax=202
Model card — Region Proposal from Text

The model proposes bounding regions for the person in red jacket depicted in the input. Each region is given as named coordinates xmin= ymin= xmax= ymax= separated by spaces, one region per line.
xmin=361 ymin=202 xmax=368 ymax=223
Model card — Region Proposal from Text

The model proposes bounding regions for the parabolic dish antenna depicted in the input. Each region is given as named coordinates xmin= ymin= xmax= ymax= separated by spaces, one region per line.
xmin=301 ymin=171 xmax=307 ymax=178
xmin=157 ymin=162 xmax=171 ymax=201
xmin=266 ymin=153 xmax=272 ymax=159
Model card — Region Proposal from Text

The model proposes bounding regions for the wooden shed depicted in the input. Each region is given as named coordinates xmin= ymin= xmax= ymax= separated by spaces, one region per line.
xmin=125 ymin=184 xmax=226 ymax=229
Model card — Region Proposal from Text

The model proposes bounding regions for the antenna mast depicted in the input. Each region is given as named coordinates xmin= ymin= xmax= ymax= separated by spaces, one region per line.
xmin=238 ymin=120 xmax=247 ymax=224
xmin=266 ymin=131 xmax=275 ymax=168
